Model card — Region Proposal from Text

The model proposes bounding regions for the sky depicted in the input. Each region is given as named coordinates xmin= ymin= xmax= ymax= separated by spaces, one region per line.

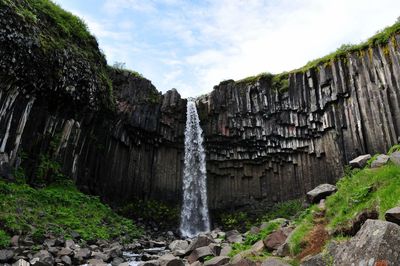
xmin=54 ymin=0 xmax=400 ymax=98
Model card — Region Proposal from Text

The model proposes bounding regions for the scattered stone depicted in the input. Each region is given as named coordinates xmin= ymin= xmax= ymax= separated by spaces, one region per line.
xmin=208 ymin=243 xmax=221 ymax=256
xmin=203 ymin=256 xmax=230 ymax=266
xmin=65 ymin=240 xmax=75 ymax=249
xmin=169 ymin=240 xmax=188 ymax=252
xmin=300 ymin=253 xmax=327 ymax=266
xmin=390 ymin=151 xmax=400 ymax=165
xmin=92 ymin=251 xmax=111 ymax=262
xmin=263 ymin=227 xmax=293 ymax=251
xmin=104 ymin=244 xmax=123 ymax=259
xmin=74 ymin=247 xmax=91 ymax=259
xmin=385 ymin=206 xmax=400 ymax=225
xmin=186 ymin=246 xmax=213 ymax=264
xmin=142 ymin=260 xmax=160 ymax=266
xmin=370 ymin=154 xmax=389 ymax=168
xmin=349 ymin=154 xmax=371 ymax=168
xmin=111 ymin=257 xmax=125 ymax=266
xmin=250 ymin=240 xmax=264 ymax=254
xmin=149 ymin=241 xmax=166 ymax=248
xmin=11 ymin=236 xmax=20 ymax=247
xmin=158 ymin=254 xmax=184 ymax=266
xmin=87 ymin=258 xmax=107 ymax=265
xmin=261 ymin=257 xmax=291 ymax=266
xmin=0 ymin=249 xmax=14 ymax=263
xmin=12 ymin=259 xmax=30 ymax=266
xmin=229 ymin=258 xmax=256 ymax=266
xmin=69 ymin=231 xmax=80 ymax=240
xmin=219 ymin=245 xmax=232 ymax=257
xmin=190 ymin=261 xmax=202 ymax=266
xmin=249 ymin=226 xmax=260 ymax=235
xmin=331 ymin=219 xmax=400 ymax=265
xmin=225 ymin=230 xmax=243 ymax=243
xmin=32 ymin=250 xmax=54 ymax=265
xmin=61 ymin=255 xmax=72 ymax=265
xmin=185 ymin=235 xmax=213 ymax=254
xmin=306 ymin=184 xmax=337 ymax=203
xmin=58 ymin=247 xmax=72 ymax=256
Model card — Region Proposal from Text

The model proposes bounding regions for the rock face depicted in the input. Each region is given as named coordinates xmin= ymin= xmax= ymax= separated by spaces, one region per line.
xmin=2 ymin=1 xmax=400 ymax=210
xmin=306 ymin=184 xmax=337 ymax=203
xmin=331 ymin=219 xmax=400 ymax=265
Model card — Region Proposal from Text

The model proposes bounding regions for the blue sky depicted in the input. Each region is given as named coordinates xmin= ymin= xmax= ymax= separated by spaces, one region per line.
xmin=55 ymin=0 xmax=400 ymax=98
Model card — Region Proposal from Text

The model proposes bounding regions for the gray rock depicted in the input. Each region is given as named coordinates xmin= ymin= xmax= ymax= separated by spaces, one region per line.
xmin=61 ymin=255 xmax=72 ymax=265
xmin=300 ymin=253 xmax=327 ymax=266
xmin=32 ymin=250 xmax=54 ymax=266
xmin=12 ymin=259 xmax=30 ymax=266
xmin=0 ymin=249 xmax=14 ymax=263
xmin=74 ymin=247 xmax=91 ymax=259
xmin=225 ymin=230 xmax=243 ymax=243
xmin=390 ymin=151 xmax=400 ymax=165
xmin=263 ymin=227 xmax=293 ymax=251
xmin=219 ymin=245 xmax=232 ymax=257
xmin=229 ymin=258 xmax=256 ymax=266
xmin=64 ymin=240 xmax=75 ymax=249
xmin=141 ymin=260 xmax=160 ymax=266
xmin=158 ymin=254 xmax=184 ymax=266
xmin=306 ymin=183 xmax=337 ymax=203
xmin=187 ymin=246 xmax=213 ymax=264
xmin=87 ymin=258 xmax=107 ymax=265
xmin=11 ymin=236 xmax=19 ymax=247
xmin=208 ymin=243 xmax=221 ymax=256
xmin=111 ymin=257 xmax=125 ymax=266
xmin=349 ymin=154 xmax=371 ymax=168
xmin=261 ymin=258 xmax=291 ymax=266
xmin=58 ymin=247 xmax=72 ymax=256
xmin=104 ymin=244 xmax=123 ymax=259
xmin=370 ymin=154 xmax=389 ymax=168
xmin=168 ymin=240 xmax=188 ymax=252
xmin=385 ymin=206 xmax=400 ymax=225
xmin=250 ymin=240 xmax=264 ymax=254
xmin=203 ymin=256 xmax=230 ymax=266
xmin=332 ymin=219 xmax=400 ymax=265
xmin=185 ymin=235 xmax=213 ymax=254
xmin=92 ymin=251 xmax=111 ymax=262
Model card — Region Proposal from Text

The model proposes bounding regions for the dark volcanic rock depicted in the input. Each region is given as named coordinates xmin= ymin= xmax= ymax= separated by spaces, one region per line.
xmin=385 ymin=206 xmax=400 ymax=225
xmin=370 ymin=154 xmax=389 ymax=168
xmin=306 ymin=184 xmax=337 ymax=203
xmin=0 ymin=249 xmax=13 ymax=263
xmin=330 ymin=219 xmax=400 ymax=265
xmin=349 ymin=154 xmax=371 ymax=168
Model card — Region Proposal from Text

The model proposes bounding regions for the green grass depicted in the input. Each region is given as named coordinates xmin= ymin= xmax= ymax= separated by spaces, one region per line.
xmin=0 ymin=179 xmax=142 ymax=247
xmin=325 ymin=163 xmax=400 ymax=230
xmin=0 ymin=229 xmax=10 ymax=248
xmin=388 ymin=144 xmax=400 ymax=155
xmin=259 ymin=199 xmax=303 ymax=222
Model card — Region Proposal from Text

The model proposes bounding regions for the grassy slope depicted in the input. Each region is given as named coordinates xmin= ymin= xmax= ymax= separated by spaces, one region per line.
xmin=0 ymin=180 xmax=142 ymax=248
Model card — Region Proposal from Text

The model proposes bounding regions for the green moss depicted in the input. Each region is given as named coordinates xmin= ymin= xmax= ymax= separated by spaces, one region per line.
xmin=259 ymin=199 xmax=303 ymax=222
xmin=271 ymin=73 xmax=290 ymax=93
xmin=235 ymin=72 xmax=273 ymax=85
xmin=0 ymin=229 xmax=10 ymax=248
xmin=0 ymin=180 xmax=142 ymax=243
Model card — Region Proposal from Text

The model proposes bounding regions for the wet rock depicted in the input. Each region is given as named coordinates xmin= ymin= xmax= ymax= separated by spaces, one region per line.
xmin=92 ymin=251 xmax=111 ymax=262
xmin=203 ymin=256 xmax=230 ymax=266
xmin=61 ymin=255 xmax=72 ymax=265
xmin=0 ymin=249 xmax=14 ymax=263
xmin=141 ymin=260 xmax=160 ymax=266
xmin=169 ymin=240 xmax=188 ymax=252
xmin=370 ymin=154 xmax=389 ymax=168
xmin=349 ymin=154 xmax=371 ymax=168
xmin=331 ymin=219 xmax=400 ymax=265
xmin=186 ymin=246 xmax=213 ymax=264
xmin=185 ymin=235 xmax=213 ymax=254
xmin=111 ymin=257 xmax=125 ymax=266
xmin=306 ymin=184 xmax=337 ymax=204
xmin=104 ymin=244 xmax=123 ymax=259
xmin=13 ymin=259 xmax=30 ymax=266
xmin=261 ymin=257 xmax=291 ymax=266
xmin=263 ymin=227 xmax=293 ymax=251
xmin=385 ymin=206 xmax=400 ymax=225
xmin=225 ymin=230 xmax=242 ymax=243
xmin=158 ymin=254 xmax=184 ymax=266
xmin=390 ymin=151 xmax=400 ymax=165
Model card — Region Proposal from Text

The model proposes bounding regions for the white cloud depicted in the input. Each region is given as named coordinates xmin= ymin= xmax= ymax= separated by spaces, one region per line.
xmin=56 ymin=0 xmax=400 ymax=98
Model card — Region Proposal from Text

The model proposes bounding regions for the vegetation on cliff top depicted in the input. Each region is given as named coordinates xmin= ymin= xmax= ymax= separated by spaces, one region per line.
xmin=0 ymin=179 xmax=142 ymax=248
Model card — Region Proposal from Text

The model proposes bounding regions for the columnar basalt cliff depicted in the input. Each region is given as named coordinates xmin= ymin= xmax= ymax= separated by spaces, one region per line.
xmin=1 ymin=0 xmax=400 ymax=211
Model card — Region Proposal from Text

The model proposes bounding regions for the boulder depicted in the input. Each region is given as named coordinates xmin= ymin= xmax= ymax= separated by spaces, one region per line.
xmin=92 ymin=251 xmax=111 ymax=262
xmin=300 ymin=253 xmax=326 ymax=266
xmin=225 ymin=230 xmax=243 ymax=243
xmin=65 ymin=240 xmax=75 ymax=249
xmin=32 ymin=250 xmax=54 ymax=265
xmin=169 ymin=240 xmax=189 ymax=252
xmin=250 ymin=240 xmax=264 ymax=254
xmin=58 ymin=247 xmax=73 ymax=256
xmin=263 ymin=227 xmax=293 ymax=251
xmin=185 ymin=235 xmax=213 ymax=254
xmin=186 ymin=246 xmax=213 ymax=264
xmin=13 ymin=259 xmax=30 ymax=266
xmin=11 ymin=235 xmax=19 ymax=247
xmin=104 ymin=244 xmax=123 ymax=259
xmin=208 ymin=243 xmax=222 ymax=256
xmin=158 ymin=254 xmax=184 ymax=266
xmin=61 ymin=255 xmax=72 ymax=265
xmin=74 ymin=247 xmax=91 ymax=259
xmin=306 ymin=184 xmax=337 ymax=203
xmin=87 ymin=258 xmax=107 ymax=265
xmin=249 ymin=226 xmax=260 ymax=235
xmin=349 ymin=154 xmax=371 ymax=168
xmin=219 ymin=245 xmax=232 ymax=257
xmin=385 ymin=206 xmax=400 ymax=225
xmin=0 ymin=249 xmax=14 ymax=263
xmin=111 ymin=257 xmax=125 ymax=266
xmin=204 ymin=256 xmax=230 ymax=266
xmin=389 ymin=151 xmax=400 ymax=165
xmin=261 ymin=258 xmax=291 ymax=266
xmin=370 ymin=154 xmax=389 ymax=168
xmin=331 ymin=219 xmax=400 ymax=265
xmin=229 ymin=258 xmax=256 ymax=266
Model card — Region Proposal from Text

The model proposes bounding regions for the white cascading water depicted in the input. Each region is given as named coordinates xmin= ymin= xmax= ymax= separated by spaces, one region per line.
xmin=180 ymin=100 xmax=210 ymax=238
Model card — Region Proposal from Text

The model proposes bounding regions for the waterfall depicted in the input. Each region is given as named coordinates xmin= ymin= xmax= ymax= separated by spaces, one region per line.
xmin=180 ymin=101 xmax=210 ymax=238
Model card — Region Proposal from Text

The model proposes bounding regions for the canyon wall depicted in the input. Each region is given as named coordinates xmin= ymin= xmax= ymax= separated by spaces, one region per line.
xmin=1 ymin=1 xmax=400 ymax=210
